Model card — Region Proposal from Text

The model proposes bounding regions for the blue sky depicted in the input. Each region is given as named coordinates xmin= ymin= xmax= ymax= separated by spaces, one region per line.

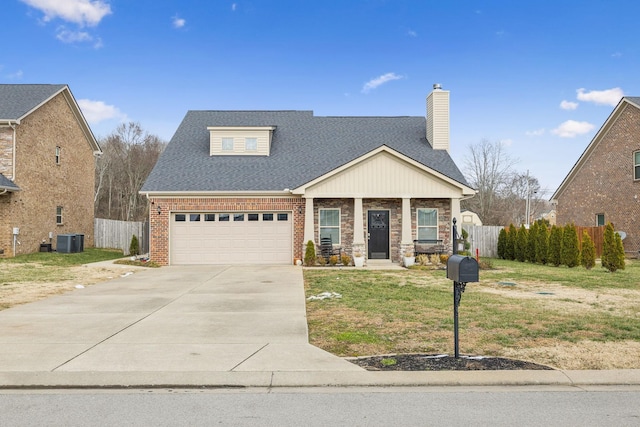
xmin=3 ymin=1 xmax=640 ymax=195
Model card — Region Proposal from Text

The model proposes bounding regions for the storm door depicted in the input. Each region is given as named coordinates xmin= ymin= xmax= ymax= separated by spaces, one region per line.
xmin=367 ymin=210 xmax=389 ymax=259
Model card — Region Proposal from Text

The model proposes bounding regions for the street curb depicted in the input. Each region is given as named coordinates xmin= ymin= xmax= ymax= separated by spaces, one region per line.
xmin=1 ymin=370 xmax=639 ymax=389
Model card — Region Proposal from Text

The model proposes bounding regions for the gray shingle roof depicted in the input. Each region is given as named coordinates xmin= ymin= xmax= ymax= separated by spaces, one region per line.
xmin=141 ymin=110 xmax=470 ymax=192
xmin=0 ymin=173 xmax=20 ymax=191
xmin=0 ymin=84 xmax=66 ymax=120
xmin=626 ymin=96 xmax=640 ymax=106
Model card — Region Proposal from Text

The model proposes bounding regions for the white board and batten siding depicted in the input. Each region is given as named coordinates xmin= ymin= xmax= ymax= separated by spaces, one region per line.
xmin=304 ymin=151 xmax=463 ymax=199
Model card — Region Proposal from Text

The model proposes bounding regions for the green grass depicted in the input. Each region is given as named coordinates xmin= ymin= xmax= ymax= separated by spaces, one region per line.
xmin=304 ymin=259 xmax=640 ymax=359
xmin=480 ymin=258 xmax=640 ymax=290
xmin=0 ymin=248 xmax=124 ymax=283
xmin=0 ymin=248 xmax=123 ymax=267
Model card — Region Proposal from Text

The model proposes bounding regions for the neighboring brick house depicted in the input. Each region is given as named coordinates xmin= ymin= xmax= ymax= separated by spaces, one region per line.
xmin=0 ymin=84 xmax=101 ymax=257
xmin=141 ymin=85 xmax=475 ymax=266
xmin=552 ymin=96 xmax=640 ymax=256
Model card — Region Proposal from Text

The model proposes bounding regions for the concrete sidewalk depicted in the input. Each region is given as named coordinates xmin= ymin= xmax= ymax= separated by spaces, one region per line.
xmin=0 ymin=263 xmax=638 ymax=389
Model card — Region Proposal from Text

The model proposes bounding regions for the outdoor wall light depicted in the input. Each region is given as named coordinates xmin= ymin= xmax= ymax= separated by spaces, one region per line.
xmin=298 ymin=206 xmax=303 ymax=214
xmin=157 ymin=205 xmax=161 ymax=215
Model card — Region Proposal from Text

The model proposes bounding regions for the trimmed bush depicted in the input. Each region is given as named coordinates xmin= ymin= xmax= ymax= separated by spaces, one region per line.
xmin=505 ymin=224 xmax=517 ymax=260
xmin=526 ymin=222 xmax=538 ymax=263
xmin=548 ymin=225 xmax=563 ymax=267
xmin=304 ymin=240 xmax=316 ymax=266
xmin=497 ymin=228 xmax=507 ymax=259
xmin=602 ymin=223 xmax=620 ymax=272
xmin=536 ymin=221 xmax=549 ymax=265
xmin=129 ymin=235 xmax=139 ymax=256
xmin=515 ymin=225 xmax=527 ymax=262
xmin=580 ymin=231 xmax=596 ymax=270
xmin=561 ymin=223 xmax=580 ymax=268
xmin=615 ymin=232 xmax=626 ymax=271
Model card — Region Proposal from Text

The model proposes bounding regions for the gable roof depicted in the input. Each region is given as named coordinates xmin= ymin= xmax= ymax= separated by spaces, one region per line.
xmin=552 ymin=96 xmax=639 ymax=200
xmin=141 ymin=110 xmax=470 ymax=193
xmin=0 ymin=173 xmax=20 ymax=192
xmin=0 ymin=84 xmax=101 ymax=154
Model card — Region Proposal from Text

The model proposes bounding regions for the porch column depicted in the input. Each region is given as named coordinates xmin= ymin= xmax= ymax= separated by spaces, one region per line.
xmin=451 ymin=198 xmax=461 ymax=228
xmin=303 ymin=197 xmax=315 ymax=245
xmin=402 ymin=197 xmax=412 ymax=245
xmin=353 ymin=197 xmax=364 ymax=244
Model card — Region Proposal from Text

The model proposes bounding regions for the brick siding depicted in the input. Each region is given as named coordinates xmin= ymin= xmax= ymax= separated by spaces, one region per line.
xmin=0 ymin=92 xmax=96 ymax=256
xmin=556 ymin=102 xmax=640 ymax=255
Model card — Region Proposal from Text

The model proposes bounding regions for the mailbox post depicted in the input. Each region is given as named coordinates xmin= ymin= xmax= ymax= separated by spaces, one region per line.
xmin=447 ymin=219 xmax=480 ymax=358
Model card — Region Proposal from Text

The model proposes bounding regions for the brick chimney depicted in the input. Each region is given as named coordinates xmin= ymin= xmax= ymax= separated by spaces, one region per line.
xmin=426 ymin=83 xmax=450 ymax=151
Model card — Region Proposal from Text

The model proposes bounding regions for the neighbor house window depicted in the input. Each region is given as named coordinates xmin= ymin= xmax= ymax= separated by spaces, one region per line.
xmin=55 ymin=146 xmax=61 ymax=164
xmin=417 ymin=208 xmax=438 ymax=240
xmin=634 ymin=151 xmax=640 ymax=180
xmin=221 ymin=138 xmax=234 ymax=151
xmin=245 ymin=137 xmax=257 ymax=151
xmin=319 ymin=209 xmax=340 ymax=243
xmin=596 ymin=214 xmax=605 ymax=227
xmin=56 ymin=206 xmax=63 ymax=225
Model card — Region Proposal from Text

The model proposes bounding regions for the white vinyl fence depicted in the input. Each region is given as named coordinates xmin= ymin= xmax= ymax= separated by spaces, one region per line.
xmin=461 ymin=225 xmax=504 ymax=258
xmin=94 ymin=218 xmax=148 ymax=255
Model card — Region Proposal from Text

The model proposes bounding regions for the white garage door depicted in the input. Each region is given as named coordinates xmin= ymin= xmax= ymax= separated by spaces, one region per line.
xmin=170 ymin=212 xmax=293 ymax=265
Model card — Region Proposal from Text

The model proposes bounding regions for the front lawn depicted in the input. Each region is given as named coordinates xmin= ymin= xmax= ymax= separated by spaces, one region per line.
xmin=304 ymin=259 xmax=640 ymax=369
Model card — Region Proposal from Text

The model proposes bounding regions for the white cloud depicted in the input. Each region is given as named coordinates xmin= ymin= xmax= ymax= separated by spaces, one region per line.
xmin=172 ymin=15 xmax=185 ymax=29
xmin=20 ymin=0 xmax=112 ymax=27
xmin=6 ymin=70 xmax=24 ymax=80
xmin=576 ymin=87 xmax=624 ymax=107
xmin=231 ymin=3 xmax=237 ymax=11
xmin=551 ymin=120 xmax=594 ymax=138
xmin=560 ymin=100 xmax=578 ymax=110
xmin=500 ymin=139 xmax=513 ymax=147
xmin=78 ymin=99 xmax=127 ymax=124
xmin=526 ymin=128 xmax=545 ymax=137
xmin=611 ymin=52 xmax=622 ymax=58
xmin=361 ymin=72 xmax=404 ymax=94
xmin=56 ymin=26 xmax=102 ymax=48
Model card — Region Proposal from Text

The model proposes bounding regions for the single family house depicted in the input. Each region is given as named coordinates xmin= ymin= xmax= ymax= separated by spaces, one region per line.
xmin=552 ymin=96 xmax=640 ymax=256
xmin=141 ymin=85 xmax=475 ymax=265
xmin=0 ymin=84 xmax=101 ymax=257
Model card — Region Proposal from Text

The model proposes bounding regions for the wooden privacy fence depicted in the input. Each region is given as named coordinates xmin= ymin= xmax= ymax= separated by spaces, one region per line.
xmin=576 ymin=226 xmax=605 ymax=257
xmin=94 ymin=218 xmax=149 ymax=255
xmin=461 ymin=225 xmax=503 ymax=258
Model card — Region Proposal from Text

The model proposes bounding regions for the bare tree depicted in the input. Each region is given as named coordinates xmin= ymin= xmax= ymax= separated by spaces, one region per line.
xmin=95 ymin=122 xmax=166 ymax=221
xmin=462 ymin=139 xmax=518 ymax=225
xmin=501 ymin=172 xmax=542 ymax=225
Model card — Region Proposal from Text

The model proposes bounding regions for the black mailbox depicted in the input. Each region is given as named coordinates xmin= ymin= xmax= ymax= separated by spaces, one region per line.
xmin=447 ymin=255 xmax=479 ymax=283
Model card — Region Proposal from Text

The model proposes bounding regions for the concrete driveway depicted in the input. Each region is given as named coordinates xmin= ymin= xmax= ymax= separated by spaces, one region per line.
xmin=0 ymin=265 xmax=362 ymax=374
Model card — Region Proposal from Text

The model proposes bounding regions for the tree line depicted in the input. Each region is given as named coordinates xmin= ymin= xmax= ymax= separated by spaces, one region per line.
xmin=497 ymin=221 xmax=625 ymax=272
xmin=94 ymin=122 xmax=166 ymax=221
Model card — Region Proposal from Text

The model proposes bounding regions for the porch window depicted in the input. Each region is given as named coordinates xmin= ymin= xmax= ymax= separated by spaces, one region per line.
xmin=417 ymin=208 xmax=438 ymax=240
xmin=319 ymin=208 xmax=340 ymax=244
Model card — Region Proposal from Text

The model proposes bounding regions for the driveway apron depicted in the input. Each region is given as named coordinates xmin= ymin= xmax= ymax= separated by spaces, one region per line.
xmin=0 ymin=265 xmax=362 ymax=373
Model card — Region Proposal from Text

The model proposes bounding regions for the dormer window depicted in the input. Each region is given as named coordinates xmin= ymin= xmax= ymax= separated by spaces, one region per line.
xmin=221 ymin=137 xmax=234 ymax=151
xmin=208 ymin=126 xmax=275 ymax=156
xmin=245 ymin=138 xmax=257 ymax=151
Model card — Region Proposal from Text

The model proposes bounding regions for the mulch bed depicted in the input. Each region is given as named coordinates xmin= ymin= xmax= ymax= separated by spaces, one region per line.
xmin=348 ymin=354 xmax=554 ymax=371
